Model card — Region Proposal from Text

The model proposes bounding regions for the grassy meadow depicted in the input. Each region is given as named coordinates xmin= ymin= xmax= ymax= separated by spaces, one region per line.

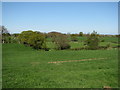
xmin=2 ymin=1 xmax=119 ymax=88
xmin=2 ymin=35 xmax=118 ymax=88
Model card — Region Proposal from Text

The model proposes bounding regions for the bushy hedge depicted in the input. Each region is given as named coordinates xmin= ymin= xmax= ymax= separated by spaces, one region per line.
xmin=18 ymin=30 xmax=47 ymax=50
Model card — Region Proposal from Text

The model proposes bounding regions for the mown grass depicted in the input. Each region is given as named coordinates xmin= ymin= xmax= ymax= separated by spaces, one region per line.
xmin=99 ymin=36 xmax=118 ymax=42
xmin=2 ymin=43 xmax=118 ymax=88
xmin=69 ymin=42 xmax=84 ymax=48
xmin=47 ymin=41 xmax=118 ymax=49
xmin=0 ymin=44 xmax=2 ymax=89
xmin=73 ymin=36 xmax=118 ymax=43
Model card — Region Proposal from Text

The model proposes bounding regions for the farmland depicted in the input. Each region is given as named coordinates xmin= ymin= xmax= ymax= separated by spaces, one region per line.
xmin=2 ymin=2 xmax=119 ymax=88
xmin=2 ymin=40 xmax=118 ymax=88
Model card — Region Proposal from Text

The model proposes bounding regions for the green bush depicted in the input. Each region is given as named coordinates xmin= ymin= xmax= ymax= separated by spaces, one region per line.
xmin=18 ymin=30 xmax=47 ymax=50
xmin=18 ymin=30 xmax=34 ymax=45
xmin=79 ymin=32 xmax=83 ymax=36
xmin=85 ymin=31 xmax=100 ymax=50
xmin=51 ymin=33 xmax=71 ymax=50
xmin=101 ymin=39 xmax=105 ymax=42
xmin=71 ymin=36 xmax=78 ymax=42
xmin=2 ymin=34 xmax=11 ymax=43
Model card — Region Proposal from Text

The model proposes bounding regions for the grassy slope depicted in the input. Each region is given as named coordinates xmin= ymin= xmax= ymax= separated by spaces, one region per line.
xmin=3 ymin=44 xmax=118 ymax=88
xmin=0 ymin=44 xmax=2 ymax=89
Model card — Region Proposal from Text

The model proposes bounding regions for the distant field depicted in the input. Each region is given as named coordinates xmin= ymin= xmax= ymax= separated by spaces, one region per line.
xmin=74 ymin=36 xmax=118 ymax=43
xmin=3 ymin=44 xmax=118 ymax=88
xmin=99 ymin=36 xmax=118 ymax=42
xmin=46 ymin=36 xmax=119 ymax=49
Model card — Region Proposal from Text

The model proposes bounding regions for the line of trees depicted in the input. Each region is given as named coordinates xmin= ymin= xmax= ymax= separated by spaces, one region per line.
xmin=1 ymin=26 xmax=119 ymax=50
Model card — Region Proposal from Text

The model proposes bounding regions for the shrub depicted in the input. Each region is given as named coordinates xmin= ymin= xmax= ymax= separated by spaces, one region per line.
xmin=28 ymin=32 xmax=46 ymax=49
xmin=18 ymin=30 xmax=47 ymax=50
xmin=2 ymin=34 xmax=11 ymax=43
xmin=112 ymin=45 xmax=120 ymax=48
xmin=106 ymin=43 xmax=111 ymax=48
xmin=79 ymin=32 xmax=83 ymax=37
xmin=98 ymin=46 xmax=108 ymax=50
xmin=85 ymin=31 xmax=100 ymax=50
xmin=71 ymin=36 xmax=78 ymax=42
xmin=101 ymin=39 xmax=105 ymax=42
xmin=18 ymin=30 xmax=34 ymax=45
xmin=51 ymin=33 xmax=71 ymax=50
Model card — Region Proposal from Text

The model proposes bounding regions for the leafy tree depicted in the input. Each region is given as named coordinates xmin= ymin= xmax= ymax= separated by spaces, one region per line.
xmin=48 ymin=32 xmax=61 ymax=38
xmin=18 ymin=30 xmax=46 ymax=50
xmin=18 ymin=30 xmax=34 ymax=45
xmin=1 ymin=26 xmax=9 ymax=34
xmin=85 ymin=31 xmax=100 ymax=50
xmin=12 ymin=33 xmax=20 ymax=37
xmin=1 ymin=26 xmax=11 ymax=43
xmin=79 ymin=32 xmax=83 ymax=36
xmin=51 ymin=32 xmax=70 ymax=50
xmin=1 ymin=26 xmax=19 ymax=43
xmin=70 ymin=34 xmax=78 ymax=37
xmin=71 ymin=36 xmax=78 ymax=42
xmin=28 ymin=32 xmax=46 ymax=49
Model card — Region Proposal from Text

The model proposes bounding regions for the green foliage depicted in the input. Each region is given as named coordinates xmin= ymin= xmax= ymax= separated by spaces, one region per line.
xmin=18 ymin=30 xmax=34 ymax=44
xmin=1 ymin=26 xmax=20 ymax=44
xmin=71 ymin=36 xmax=78 ymax=42
xmin=1 ymin=26 xmax=11 ymax=43
xmin=101 ymin=39 xmax=105 ymax=42
xmin=12 ymin=33 xmax=20 ymax=37
xmin=28 ymin=33 xmax=46 ymax=49
xmin=2 ymin=34 xmax=20 ymax=44
xmin=0 ymin=35 xmax=1 ymax=43
xmin=51 ymin=33 xmax=70 ymax=50
xmin=11 ymin=36 xmax=19 ymax=43
xmin=2 ymin=34 xmax=11 ymax=43
xmin=47 ymin=32 xmax=62 ymax=38
xmin=85 ymin=31 xmax=100 ymax=50
xmin=18 ymin=30 xmax=46 ymax=50
xmin=106 ymin=43 xmax=111 ymax=48
xmin=70 ymin=34 xmax=78 ymax=37
xmin=79 ymin=32 xmax=83 ymax=36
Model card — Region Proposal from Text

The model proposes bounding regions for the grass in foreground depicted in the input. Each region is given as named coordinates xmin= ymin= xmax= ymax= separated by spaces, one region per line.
xmin=2 ymin=44 xmax=118 ymax=88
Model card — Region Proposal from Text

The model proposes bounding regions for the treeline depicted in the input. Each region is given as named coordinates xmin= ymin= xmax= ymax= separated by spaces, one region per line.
xmin=1 ymin=26 xmax=120 ymax=50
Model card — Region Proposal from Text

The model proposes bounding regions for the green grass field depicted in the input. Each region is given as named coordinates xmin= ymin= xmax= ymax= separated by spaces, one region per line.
xmin=46 ymin=36 xmax=119 ymax=49
xmin=3 ymin=43 xmax=118 ymax=88
xmin=0 ymin=44 xmax=2 ymax=89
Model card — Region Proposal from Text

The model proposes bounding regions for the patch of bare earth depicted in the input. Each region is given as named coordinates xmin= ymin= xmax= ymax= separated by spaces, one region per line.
xmin=48 ymin=58 xmax=107 ymax=64
xmin=30 ymin=62 xmax=40 ymax=66
xmin=103 ymin=86 xmax=111 ymax=90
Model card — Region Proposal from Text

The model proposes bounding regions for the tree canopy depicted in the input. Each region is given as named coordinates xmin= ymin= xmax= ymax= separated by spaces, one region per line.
xmin=18 ymin=30 xmax=46 ymax=50
xmin=85 ymin=31 xmax=100 ymax=50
